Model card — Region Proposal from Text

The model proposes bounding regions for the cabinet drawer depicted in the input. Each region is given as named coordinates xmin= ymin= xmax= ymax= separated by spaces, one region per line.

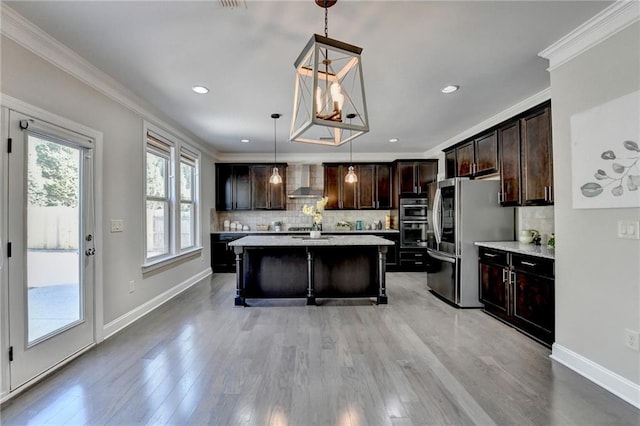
xmin=478 ymin=247 xmax=508 ymax=267
xmin=512 ymin=253 xmax=554 ymax=278
xmin=399 ymin=250 xmax=427 ymax=261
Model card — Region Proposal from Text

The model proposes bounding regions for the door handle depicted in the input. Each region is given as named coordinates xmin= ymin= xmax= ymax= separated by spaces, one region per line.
xmin=521 ymin=261 xmax=536 ymax=267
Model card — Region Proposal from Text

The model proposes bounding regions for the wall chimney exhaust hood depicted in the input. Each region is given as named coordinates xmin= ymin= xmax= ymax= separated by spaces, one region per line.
xmin=288 ymin=164 xmax=324 ymax=199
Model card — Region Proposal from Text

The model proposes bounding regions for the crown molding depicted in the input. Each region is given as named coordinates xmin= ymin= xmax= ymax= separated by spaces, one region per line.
xmin=423 ymin=88 xmax=551 ymax=158
xmin=0 ymin=4 xmax=218 ymax=160
xmin=215 ymin=151 xmax=432 ymax=163
xmin=539 ymin=1 xmax=640 ymax=71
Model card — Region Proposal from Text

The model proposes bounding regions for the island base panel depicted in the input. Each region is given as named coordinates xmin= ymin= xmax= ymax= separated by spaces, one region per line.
xmin=244 ymin=248 xmax=308 ymax=298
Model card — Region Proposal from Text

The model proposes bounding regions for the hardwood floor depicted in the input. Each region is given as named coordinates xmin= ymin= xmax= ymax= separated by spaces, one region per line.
xmin=1 ymin=272 xmax=637 ymax=425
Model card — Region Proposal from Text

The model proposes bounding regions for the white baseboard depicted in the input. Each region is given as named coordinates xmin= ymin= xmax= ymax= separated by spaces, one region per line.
xmin=103 ymin=267 xmax=212 ymax=339
xmin=551 ymin=343 xmax=640 ymax=409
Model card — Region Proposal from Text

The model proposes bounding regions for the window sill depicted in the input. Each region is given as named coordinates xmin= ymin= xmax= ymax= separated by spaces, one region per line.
xmin=142 ymin=247 xmax=203 ymax=275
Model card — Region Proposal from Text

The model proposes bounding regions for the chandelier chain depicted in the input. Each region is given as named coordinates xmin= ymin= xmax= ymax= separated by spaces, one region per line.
xmin=324 ymin=0 xmax=328 ymax=37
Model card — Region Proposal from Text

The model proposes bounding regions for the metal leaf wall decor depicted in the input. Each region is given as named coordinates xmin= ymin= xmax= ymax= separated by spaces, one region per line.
xmin=580 ymin=140 xmax=640 ymax=198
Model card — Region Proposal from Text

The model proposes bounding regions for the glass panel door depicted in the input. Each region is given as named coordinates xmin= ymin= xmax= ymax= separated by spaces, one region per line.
xmin=8 ymin=110 xmax=95 ymax=390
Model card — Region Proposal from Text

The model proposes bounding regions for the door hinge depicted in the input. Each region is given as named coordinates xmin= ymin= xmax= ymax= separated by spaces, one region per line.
xmin=7 ymin=137 xmax=12 ymax=153
xmin=9 ymin=346 xmax=13 ymax=362
xmin=7 ymin=242 xmax=11 ymax=258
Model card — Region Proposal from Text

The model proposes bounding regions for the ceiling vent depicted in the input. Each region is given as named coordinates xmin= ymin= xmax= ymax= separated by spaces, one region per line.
xmin=218 ymin=0 xmax=247 ymax=9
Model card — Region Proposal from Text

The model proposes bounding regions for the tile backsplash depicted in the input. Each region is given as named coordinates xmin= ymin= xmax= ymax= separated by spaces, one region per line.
xmin=516 ymin=206 xmax=554 ymax=242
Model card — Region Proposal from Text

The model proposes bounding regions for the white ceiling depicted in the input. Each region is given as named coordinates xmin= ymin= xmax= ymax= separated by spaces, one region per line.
xmin=5 ymin=0 xmax=612 ymax=156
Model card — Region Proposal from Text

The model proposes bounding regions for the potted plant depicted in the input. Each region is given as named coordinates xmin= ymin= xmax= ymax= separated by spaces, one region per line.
xmin=272 ymin=221 xmax=283 ymax=232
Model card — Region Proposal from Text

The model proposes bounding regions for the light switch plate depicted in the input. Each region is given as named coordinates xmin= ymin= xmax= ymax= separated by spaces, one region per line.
xmin=617 ymin=220 xmax=639 ymax=240
xmin=111 ymin=219 xmax=124 ymax=233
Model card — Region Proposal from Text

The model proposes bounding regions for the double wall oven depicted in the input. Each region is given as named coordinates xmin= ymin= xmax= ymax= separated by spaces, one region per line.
xmin=399 ymin=197 xmax=430 ymax=248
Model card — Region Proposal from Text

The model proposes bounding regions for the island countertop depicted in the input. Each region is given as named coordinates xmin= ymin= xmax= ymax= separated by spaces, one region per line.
xmin=229 ymin=234 xmax=396 ymax=247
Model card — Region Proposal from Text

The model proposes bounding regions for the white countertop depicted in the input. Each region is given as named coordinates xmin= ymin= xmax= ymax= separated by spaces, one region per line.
xmin=229 ymin=234 xmax=396 ymax=247
xmin=213 ymin=229 xmax=399 ymax=235
xmin=474 ymin=241 xmax=555 ymax=260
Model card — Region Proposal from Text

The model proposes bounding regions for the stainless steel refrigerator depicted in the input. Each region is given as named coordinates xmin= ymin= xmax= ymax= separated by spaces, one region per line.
xmin=427 ymin=178 xmax=514 ymax=307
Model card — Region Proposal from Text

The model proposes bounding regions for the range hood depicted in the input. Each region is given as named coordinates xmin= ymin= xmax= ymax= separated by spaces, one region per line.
xmin=288 ymin=164 xmax=324 ymax=199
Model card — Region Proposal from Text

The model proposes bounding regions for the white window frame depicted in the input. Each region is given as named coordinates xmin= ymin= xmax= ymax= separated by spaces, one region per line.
xmin=143 ymin=122 xmax=201 ymax=271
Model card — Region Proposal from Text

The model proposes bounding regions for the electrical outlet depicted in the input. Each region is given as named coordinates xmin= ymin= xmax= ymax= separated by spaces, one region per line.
xmin=624 ymin=329 xmax=639 ymax=351
xmin=128 ymin=280 xmax=135 ymax=293
xmin=111 ymin=219 xmax=124 ymax=233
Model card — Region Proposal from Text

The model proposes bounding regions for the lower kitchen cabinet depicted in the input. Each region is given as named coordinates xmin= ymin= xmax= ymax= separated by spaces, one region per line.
xmin=479 ymin=246 xmax=554 ymax=346
xmin=399 ymin=249 xmax=431 ymax=271
xmin=211 ymin=233 xmax=247 ymax=272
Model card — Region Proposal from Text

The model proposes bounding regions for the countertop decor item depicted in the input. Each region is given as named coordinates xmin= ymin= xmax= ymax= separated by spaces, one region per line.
xmin=518 ymin=229 xmax=534 ymax=244
xmin=302 ymin=196 xmax=329 ymax=235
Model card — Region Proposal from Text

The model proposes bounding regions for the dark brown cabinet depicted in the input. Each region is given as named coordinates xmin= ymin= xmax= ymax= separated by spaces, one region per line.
xmin=395 ymin=160 xmax=438 ymax=196
xmin=479 ymin=246 xmax=554 ymax=346
xmin=324 ymin=164 xmax=357 ymax=209
xmin=216 ymin=163 xmax=287 ymax=211
xmin=498 ymin=102 xmax=553 ymax=206
xmin=455 ymin=141 xmax=475 ymax=177
xmin=251 ymin=165 xmax=287 ymax=210
xmin=211 ymin=233 xmax=247 ymax=272
xmin=324 ymin=163 xmax=391 ymax=210
xmin=445 ymin=149 xmax=457 ymax=179
xmin=399 ymin=249 xmax=431 ymax=271
xmin=479 ymin=248 xmax=509 ymax=315
xmin=447 ymin=130 xmax=498 ymax=178
xmin=521 ymin=105 xmax=553 ymax=205
xmin=498 ymin=120 xmax=522 ymax=205
xmin=216 ymin=164 xmax=251 ymax=211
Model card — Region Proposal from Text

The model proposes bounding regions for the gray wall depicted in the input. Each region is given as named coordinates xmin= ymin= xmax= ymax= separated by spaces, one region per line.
xmin=1 ymin=36 xmax=214 ymax=325
xmin=550 ymin=23 xmax=640 ymax=383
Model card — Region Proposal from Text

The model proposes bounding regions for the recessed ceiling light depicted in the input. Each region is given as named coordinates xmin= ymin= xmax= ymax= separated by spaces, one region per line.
xmin=192 ymin=85 xmax=209 ymax=94
xmin=441 ymin=85 xmax=459 ymax=94
xmin=240 ymin=139 xmax=250 ymax=143
xmin=389 ymin=138 xmax=399 ymax=143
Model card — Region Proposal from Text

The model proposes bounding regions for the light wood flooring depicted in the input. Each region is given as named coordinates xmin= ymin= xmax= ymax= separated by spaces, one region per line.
xmin=1 ymin=272 xmax=638 ymax=425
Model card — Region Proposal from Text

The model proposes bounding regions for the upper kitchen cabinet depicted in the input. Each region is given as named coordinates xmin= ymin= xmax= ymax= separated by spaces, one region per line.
xmin=251 ymin=164 xmax=287 ymax=210
xmin=446 ymin=130 xmax=499 ymax=178
xmin=324 ymin=164 xmax=357 ymax=210
xmin=498 ymin=120 xmax=522 ymax=205
xmin=324 ymin=163 xmax=392 ymax=210
xmin=395 ymin=160 xmax=438 ymax=196
xmin=216 ymin=163 xmax=287 ymax=211
xmin=216 ymin=164 xmax=251 ymax=211
xmin=357 ymin=164 xmax=393 ymax=209
xmin=521 ymin=104 xmax=553 ymax=205
xmin=445 ymin=149 xmax=457 ymax=179
xmin=498 ymin=102 xmax=553 ymax=206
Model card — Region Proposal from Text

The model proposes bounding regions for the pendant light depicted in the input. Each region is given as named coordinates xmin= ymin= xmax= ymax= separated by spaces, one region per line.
xmin=290 ymin=0 xmax=369 ymax=147
xmin=269 ymin=113 xmax=283 ymax=184
xmin=344 ymin=113 xmax=357 ymax=183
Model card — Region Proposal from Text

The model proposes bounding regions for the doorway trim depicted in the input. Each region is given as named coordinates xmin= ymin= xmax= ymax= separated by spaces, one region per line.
xmin=0 ymin=94 xmax=104 ymax=402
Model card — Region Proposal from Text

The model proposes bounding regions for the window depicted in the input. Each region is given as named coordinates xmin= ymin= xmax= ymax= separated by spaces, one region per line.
xmin=179 ymin=149 xmax=197 ymax=250
xmin=144 ymin=124 xmax=200 ymax=266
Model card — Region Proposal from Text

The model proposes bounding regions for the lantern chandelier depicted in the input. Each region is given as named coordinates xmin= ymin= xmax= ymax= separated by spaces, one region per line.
xmin=290 ymin=0 xmax=369 ymax=147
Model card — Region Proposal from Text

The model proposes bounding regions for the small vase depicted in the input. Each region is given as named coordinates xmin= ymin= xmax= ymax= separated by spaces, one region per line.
xmin=310 ymin=230 xmax=321 ymax=239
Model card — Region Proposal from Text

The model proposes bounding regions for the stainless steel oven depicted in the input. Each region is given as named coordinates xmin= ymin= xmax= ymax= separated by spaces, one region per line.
xmin=399 ymin=197 xmax=430 ymax=248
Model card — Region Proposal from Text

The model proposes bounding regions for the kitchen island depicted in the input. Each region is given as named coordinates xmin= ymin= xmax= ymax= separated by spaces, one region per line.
xmin=228 ymin=235 xmax=395 ymax=306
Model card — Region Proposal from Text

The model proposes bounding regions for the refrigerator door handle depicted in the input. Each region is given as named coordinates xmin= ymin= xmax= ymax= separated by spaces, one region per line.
xmin=433 ymin=188 xmax=442 ymax=244
xmin=427 ymin=250 xmax=455 ymax=263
